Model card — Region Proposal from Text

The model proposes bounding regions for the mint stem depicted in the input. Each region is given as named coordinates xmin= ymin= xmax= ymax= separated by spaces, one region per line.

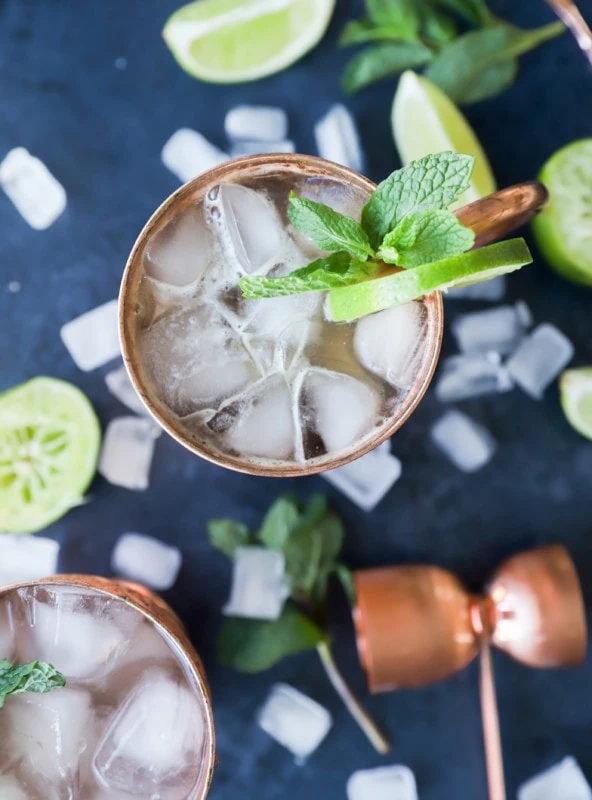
xmin=316 ymin=641 xmax=390 ymax=754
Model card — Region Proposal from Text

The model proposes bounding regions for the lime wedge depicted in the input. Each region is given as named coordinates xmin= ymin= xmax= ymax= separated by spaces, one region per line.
xmin=0 ymin=378 xmax=101 ymax=534
xmin=163 ymin=0 xmax=335 ymax=84
xmin=326 ymin=238 xmax=532 ymax=322
xmin=392 ymin=71 xmax=496 ymax=207
xmin=531 ymin=139 xmax=592 ymax=286
xmin=560 ymin=368 xmax=592 ymax=440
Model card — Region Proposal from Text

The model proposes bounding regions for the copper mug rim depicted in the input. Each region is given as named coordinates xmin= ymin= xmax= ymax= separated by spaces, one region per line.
xmin=0 ymin=574 xmax=216 ymax=800
xmin=118 ymin=153 xmax=548 ymax=478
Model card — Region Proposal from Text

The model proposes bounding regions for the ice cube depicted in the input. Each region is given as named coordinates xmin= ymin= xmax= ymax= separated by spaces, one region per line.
xmin=105 ymin=365 xmax=147 ymax=416
xmin=347 ymin=765 xmax=418 ymax=800
xmin=353 ymin=302 xmax=427 ymax=388
xmin=17 ymin=585 xmax=141 ymax=681
xmin=518 ymin=757 xmax=592 ymax=800
xmin=60 ymin=299 xmax=120 ymax=371
xmin=93 ymin=668 xmax=205 ymax=795
xmin=314 ymin=105 xmax=364 ymax=173
xmin=223 ymin=546 xmax=290 ymax=621
xmin=230 ymin=139 xmax=296 ymax=157
xmin=3 ymin=687 xmax=93 ymax=786
xmin=0 ymin=147 xmax=66 ymax=230
xmin=257 ymin=683 xmax=332 ymax=763
xmin=451 ymin=301 xmax=532 ymax=355
xmin=161 ymin=128 xmax=228 ymax=183
xmin=0 ymin=602 xmax=14 ymax=659
xmin=446 ymin=275 xmax=507 ymax=302
xmin=0 ymin=533 xmax=59 ymax=586
xmin=225 ymin=105 xmax=289 ymax=142
xmin=99 ymin=417 xmax=160 ymax=491
xmin=435 ymin=352 xmax=514 ymax=402
xmin=111 ymin=532 xmax=182 ymax=591
xmin=0 ymin=776 xmax=28 ymax=800
xmin=144 ymin=204 xmax=213 ymax=288
xmin=300 ymin=368 xmax=380 ymax=455
xmin=431 ymin=410 xmax=497 ymax=473
xmin=209 ymin=374 xmax=296 ymax=461
xmin=507 ymin=324 xmax=575 ymax=400
xmin=323 ymin=441 xmax=402 ymax=511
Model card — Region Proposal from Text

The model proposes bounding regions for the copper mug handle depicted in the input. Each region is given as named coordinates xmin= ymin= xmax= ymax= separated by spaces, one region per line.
xmin=455 ymin=181 xmax=549 ymax=246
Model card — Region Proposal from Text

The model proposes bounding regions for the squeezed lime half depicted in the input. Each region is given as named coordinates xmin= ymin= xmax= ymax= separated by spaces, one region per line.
xmin=0 ymin=377 xmax=101 ymax=534
xmin=326 ymin=239 xmax=532 ymax=322
xmin=560 ymin=368 xmax=592 ymax=441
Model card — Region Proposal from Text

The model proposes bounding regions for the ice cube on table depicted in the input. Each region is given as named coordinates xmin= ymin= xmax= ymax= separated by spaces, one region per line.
xmin=144 ymin=203 xmax=213 ymax=288
xmin=111 ymin=532 xmax=182 ymax=591
xmin=0 ymin=776 xmax=28 ymax=800
xmin=446 ymin=275 xmax=507 ymax=302
xmin=518 ymin=756 xmax=592 ymax=800
xmin=230 ymin=139 xmax=296 ymax=157
xmin=435 ymin=351 xmax=514 ymax=402
xmin=451 ymin=301 xmax=532 ymax=355
xmin=257 ymin=683 xmax=332 ymax=763
xmin=314 ymin=104 xmax=364 ymax=173
xmin=17 ymin=585 xmax=141 ymax=681
xmin=105 ymin=365 xmax=147 ymax=416
xmin=0 ymin=147 xmax=66 ymax=230
xmin=99 ymin=417 xmax=160 ymax=491
xmin=353 ymin=302 xmax=427 ymax=388
xmin=323 ymin=441 xmax=402 ymax=511
xmin=223 ymin=546 xmax=289 ymax=621
xmin=225 ymin=105 xmax=289 ymax=142
xmin=347 ymin=765 xmax=418 ymax=800
xmin=300 ymin=368 xmax=380 ymax=455
xmin=60 ymin=299 xmax=120 ymax=371
xmin=161 ymin=128 xmax=228 ymax=183
xmin=0 ymin=533 xmax=59 ymax=586
xmin=507 ymin=324 xmax=575 ymax=400
xmin=431 ymin=409 xmax=497 ymax=473
xmin=93 ymin=668 xmax=205 ymax=796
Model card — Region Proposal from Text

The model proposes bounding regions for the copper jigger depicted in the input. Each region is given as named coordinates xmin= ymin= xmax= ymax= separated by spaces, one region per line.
xmin=353 ymin=546 xmax=587 ymax=800
xmin=119 ymin=153 xmax=548 ymax=478
xmin=0 ymin=575 xmax=216 ymax=799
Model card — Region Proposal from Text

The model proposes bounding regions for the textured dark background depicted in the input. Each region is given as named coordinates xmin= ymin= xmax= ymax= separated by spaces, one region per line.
xmin=1 ymin=0 xmax=592 ymax=797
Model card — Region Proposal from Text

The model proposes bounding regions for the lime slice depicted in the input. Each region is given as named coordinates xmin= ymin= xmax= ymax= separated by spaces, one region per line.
xmin=531 ymin=139 xmax=592 ymax=286
xmin=392 ymin=71 xmax=496 ymax=207
xmin=560 ymin=368 xmax=592 ymax=440
xmin=163 ymin=0 xmax=336 ymax=84
xmin=0 ymin=377 xmax=101 ymax=534
xmin=326 ymin=238 xmax=532 ymax=322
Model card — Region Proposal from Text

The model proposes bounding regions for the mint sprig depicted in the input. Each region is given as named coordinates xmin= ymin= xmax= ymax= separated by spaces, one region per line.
xmin=208 ymin=495 xmax=390 ymax=754
xmin=0 ymin=660 xmax=66 ymax=708
xmin=239 ymin=152 xmax=476 ymax=301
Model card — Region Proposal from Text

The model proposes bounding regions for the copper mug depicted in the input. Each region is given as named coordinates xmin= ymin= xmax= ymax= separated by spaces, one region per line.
xmin=118 ymin=154 xmax=549 ymax=478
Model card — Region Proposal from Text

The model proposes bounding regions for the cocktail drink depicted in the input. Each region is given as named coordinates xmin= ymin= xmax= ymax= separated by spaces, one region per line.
xmin=119 ymin=156 xmax=443 ymax=476
xmin=0 ymin=577 xmax=215 ymax=799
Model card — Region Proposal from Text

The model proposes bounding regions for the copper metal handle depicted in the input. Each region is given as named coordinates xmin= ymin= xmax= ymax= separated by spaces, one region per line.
xmin=545 ymin=0 xmax=592 ymax=63
xmin=455 ymin=181 xmax=549 ymax=248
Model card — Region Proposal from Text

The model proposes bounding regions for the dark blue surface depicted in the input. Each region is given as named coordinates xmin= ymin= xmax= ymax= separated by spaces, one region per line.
xmin=2 ymin=0 xmax=592 ymax=797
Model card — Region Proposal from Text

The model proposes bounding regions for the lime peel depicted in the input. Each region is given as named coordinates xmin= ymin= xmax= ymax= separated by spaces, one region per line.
xmin=560 ymin=368 xmax=592 ymax=441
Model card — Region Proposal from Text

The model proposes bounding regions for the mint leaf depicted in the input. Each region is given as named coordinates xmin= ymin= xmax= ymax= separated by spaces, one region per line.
xmin=432 ymin=0 xmax=493 ymax=27
xmin=367 ymin=0 xmax=421 ymax=38
xmin=362 ymin=152 xmax=474 ymax=249
xmin=420 ymin=6 xmax=457 ymax=46
xmin=240 ymin=252 xmax=378 ymax=300
xmin=340 ymin=19 xmax=419 ymax=46
xmin=342 ymin=42 xmax=433 ymax=94
xmin=0 ymin=660 xmax=66 ymax=708
xmin=288 ymin=194 xmax=374 ymax=261
xmin=333 ymin=564 xmax=357 ymax=607
xmin=207 ymin=519 xmax=251 ymax=558
xmin=378 ymin=210 xmax=475 ymax=267
xmin=425 ymin=22 xmax=564 ymax=104
xmin=257 ymin=495 xmax=300 ymax=550
xmin=218 ymin=605 xmax=325 ymax=673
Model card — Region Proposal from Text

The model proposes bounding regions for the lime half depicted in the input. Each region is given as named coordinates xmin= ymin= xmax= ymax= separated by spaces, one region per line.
xmin=560 ymin=368 xmax=592 ymax=440
xmin=163 ymin=0 xmax=336 ymax=84
xmin=326 ymin=238 xmax=532 ymax=322
xmin=392 ymin=71 xmax=496 ymax=207
xmin=0 ymin=378 xmax=101 ymax=534
xmin=532 ymin=139 xmax=592 ymax=286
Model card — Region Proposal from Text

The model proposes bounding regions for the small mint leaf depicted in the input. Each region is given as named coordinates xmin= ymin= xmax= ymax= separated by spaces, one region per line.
xmin=333 ymin=564 xmax=357 ymax=607
xmin=342 ymin=41 xmax=433 ymax=94
xmin=432 ymin=0 xmax=493 ymax=28
xmin=378 ymin=210 xmax=475 ymax=267
xmin=340 ymin=18 xmax=419 ymax=46
xmin=362 ymin=152 xmax=475 ymax=248
xmin=240 ymin=252 xmax=378 ymax=299
xmin=367 ymin=0 xmax=421 ymax=38
xmin=207 ymin=519 xmax=251 ymax=558
xmin=288 ymin=194 xmax=374 ymax=261
xmin=0 ymin=660 xmax=66 ymax=708
xmin=257 ymin=495 xmax=300 ymax=550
